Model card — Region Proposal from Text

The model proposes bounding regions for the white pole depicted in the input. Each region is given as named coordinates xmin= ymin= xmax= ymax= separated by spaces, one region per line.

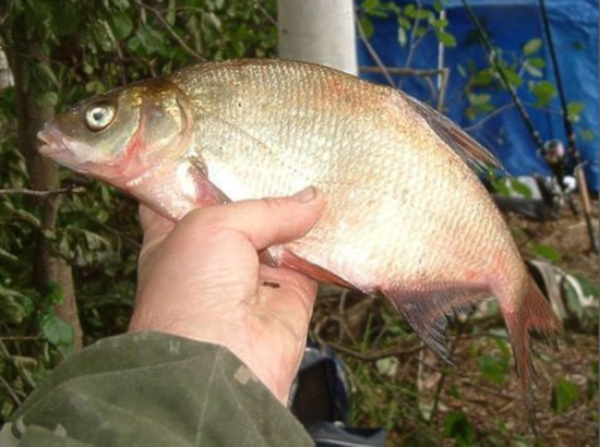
xmin=278 ymin=0 xmax=358 ymax=76
xmin=437 ymin=9 xmax=446 ymax=90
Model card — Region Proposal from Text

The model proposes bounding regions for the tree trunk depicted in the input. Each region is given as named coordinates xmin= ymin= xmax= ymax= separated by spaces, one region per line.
xmin=278 ymin=0 xmax=358 ymax=75
xmin=7 ymin=36 xmax=83 ymax=351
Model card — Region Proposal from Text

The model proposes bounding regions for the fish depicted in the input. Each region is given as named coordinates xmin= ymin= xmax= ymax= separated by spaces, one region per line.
xmin=37 ymin=58 xmax=561 ymax=407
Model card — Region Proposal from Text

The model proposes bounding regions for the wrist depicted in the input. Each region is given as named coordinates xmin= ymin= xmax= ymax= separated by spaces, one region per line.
xmin=128 ymin=307 xmax=294 ymax=406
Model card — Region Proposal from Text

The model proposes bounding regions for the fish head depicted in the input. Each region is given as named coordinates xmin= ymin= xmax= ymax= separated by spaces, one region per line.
xmin=38 ymin=79 xmax=192 ymax=187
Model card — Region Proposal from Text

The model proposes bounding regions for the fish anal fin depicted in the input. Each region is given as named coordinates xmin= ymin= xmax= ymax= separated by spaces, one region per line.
xmin=403 ymin=95 xmax=504 ymax=173
xmin=279 ymin=250 xmax=361 ymax=291
xmin=382 ymin=284 xmax=490 ymax=363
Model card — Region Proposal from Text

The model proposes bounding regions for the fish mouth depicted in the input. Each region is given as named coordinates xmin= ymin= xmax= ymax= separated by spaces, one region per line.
xmin=37 ymin=127 xmax=68 ymax=157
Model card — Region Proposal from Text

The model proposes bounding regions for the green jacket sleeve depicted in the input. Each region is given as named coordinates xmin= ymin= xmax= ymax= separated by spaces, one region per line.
xmin=0 ymin=332 xmax=313 ymax=447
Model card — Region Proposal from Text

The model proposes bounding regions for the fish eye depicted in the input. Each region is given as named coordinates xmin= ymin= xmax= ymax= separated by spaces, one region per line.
xmin=84 ymin=103 xmax=116 ymax=131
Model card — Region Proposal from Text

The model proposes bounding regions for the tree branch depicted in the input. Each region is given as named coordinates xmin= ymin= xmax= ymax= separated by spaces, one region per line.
xmin=325 ymin=341 xmax=423 ymax=362
xmin=355 ymin=14 xmax=395 ymax=87
xmin=134 ymin=0 xmax=206 ymax=62
xmin=0 ymin=185 xmax=85 ymax=197
xmin=463 ymin=104 xmax=514 ymax=132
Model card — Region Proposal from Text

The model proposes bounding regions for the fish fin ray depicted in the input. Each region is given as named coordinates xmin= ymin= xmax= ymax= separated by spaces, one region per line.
xmin=188 ymin=155 xmax=232 ymax=206
xmin=279 ymin=250 xmax=361 ymax=291
xmin=382 ymin=284 xmax=490 ymax=363
xmin=500 ymin=276 xmax=562 ymax=427
xmin=403 ymin=95 xmax=504 ymax=173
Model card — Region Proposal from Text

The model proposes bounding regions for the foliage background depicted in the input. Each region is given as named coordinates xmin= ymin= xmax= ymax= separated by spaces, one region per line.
xmin=0 ymin=0 xmax=597 ymax=445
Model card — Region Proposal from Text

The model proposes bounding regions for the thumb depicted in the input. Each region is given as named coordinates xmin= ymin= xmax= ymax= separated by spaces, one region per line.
xmin=178 ymin=186 xmax=325 ymax=251
xmin=138 ymin=205 xmax=176 ymax=267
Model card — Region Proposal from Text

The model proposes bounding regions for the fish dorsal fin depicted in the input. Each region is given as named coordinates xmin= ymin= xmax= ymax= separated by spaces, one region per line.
xmin=404 ymin=95 xmax=503 ymax=173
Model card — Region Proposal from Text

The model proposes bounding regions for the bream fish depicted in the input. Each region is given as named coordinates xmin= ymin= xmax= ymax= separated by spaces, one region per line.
xmin=38 ymin=59 xmax=561 ymax=404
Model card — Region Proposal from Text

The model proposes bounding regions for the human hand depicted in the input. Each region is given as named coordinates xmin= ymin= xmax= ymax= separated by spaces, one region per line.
xmin=128 ymin=187 xmax=324 ymax=405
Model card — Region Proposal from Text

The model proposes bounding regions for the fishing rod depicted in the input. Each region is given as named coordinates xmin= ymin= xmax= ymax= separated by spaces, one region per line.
xmin=538 ymin=0 xmax=598 ymax=253
xmin=460 ymin=0 xmax=545 ymax=153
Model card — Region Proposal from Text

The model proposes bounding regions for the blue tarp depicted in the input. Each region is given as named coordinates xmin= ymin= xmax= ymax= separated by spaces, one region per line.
xmin=357 ymin=0 xmax=599 ymax=191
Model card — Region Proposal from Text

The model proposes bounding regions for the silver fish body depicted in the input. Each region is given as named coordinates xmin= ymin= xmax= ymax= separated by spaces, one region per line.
xmin=38 ymin=59 xmax=561 ymax=403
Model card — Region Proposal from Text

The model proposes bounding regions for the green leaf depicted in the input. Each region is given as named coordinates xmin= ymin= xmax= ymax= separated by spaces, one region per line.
xmin=432 ymin=18 xmax=448 ymax=29
xmin=443 ymin=411 xmax=476 ymax=444
xmin=398 ymin=17 xmax=411 ymax=30
xmin=132 ymin=27 xmax=164 ymax=56
xmin=580 ymin=128 xmax=595 ymax=142
xmin=551 ymin=378 xmax=580 ymax=414
xmin=0 ymin=286 xmax=34 ymax=324
xmin=37 ymin=63 xmax=61 ymax=89
xmin=166 ymin=0 xmax=177 ymax=24
xmin=493 ymin=337 xmax=511 ymax=358
xmin=528 ymin=57 xmax=546 ymax=69
xmin=523 ymin=60 xmax=543 ymax=78
xmin=0 ymin=247 xmax=20 ymax=264
xmin=567 ymin=101 xmax=585 ymax=122
xmin=501 ymin=68 xmax=522 ymax=87
xmin=472 ymin=69 xmax=495 ymax=86
xmin=362 ymin=0 xmax=380 ymax=12
xmin=45 ymin=281 xmax=65 ymax=306
xmin=111 ymin=11 xmax=133 ymax=40
xmin=406 ymin=8 xmax=433 ymax=21
xmin=415 ymin=27 xmax=427 ymax=38
xmin=12 ymin=209 xmax=41 ymax=228
xmin=41 ymin=314 xmax=74 ymax=355
xmin=51 ymin=0 xmax=81 ymax=37
xmin=531 ymin=242 xmax=562 ymax=263
xmin=468 ymin=93 xmax=491 ymax=106
xmin=398 ymin=26 xmax=407 ymax=47
xmin=436 ymin=30 xmax=456 ymax=47
xmin=531 ymin=80 xmax=557 ymax=107
xmin=523 ymin=38 xmax=543 ymax=55
xmin=478 ymin=354 xmax=509 ymax=384
xmin=510 ymin=178 xmax=533 ymax=198
xmin=39 ymin=92 xmax=59 ymax=108
xmin=360 ymin=16 xmax=374 ymax=39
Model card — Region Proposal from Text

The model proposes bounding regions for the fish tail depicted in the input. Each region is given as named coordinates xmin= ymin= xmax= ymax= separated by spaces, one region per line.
xmin=501 ymin=276 xmax=562 ymax=430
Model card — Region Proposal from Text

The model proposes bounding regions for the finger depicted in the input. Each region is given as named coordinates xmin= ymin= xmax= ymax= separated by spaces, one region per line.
xmin=139 ymin=205 xmax=176 ymax=265
xmin=139 ymin=205 xmax=176 ymax=236
xmin=179 ymin=186 xmax=324 ymax=251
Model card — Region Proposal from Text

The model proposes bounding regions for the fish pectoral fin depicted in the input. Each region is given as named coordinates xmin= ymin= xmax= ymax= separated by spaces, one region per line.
xmin=382 ymin=284 xmax=490 ymax=363
xmin=403 ymin=95 xmax=504 ymax=173
xmin=187 ymin=155 xmax=232 ymax=206
xmin=279 ymin=250 xmax=361 ymax=291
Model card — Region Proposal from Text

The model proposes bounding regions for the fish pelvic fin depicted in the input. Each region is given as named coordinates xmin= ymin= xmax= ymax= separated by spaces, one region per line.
xmin=403 ymin=95 xmax=504 ymax=173
xmin=382 ymin=284 xmax=491 ymax=363
xmin=279 ymin=249 xmax=362 ymax=292
xmin=501 ymin=276 xmax=563 ymax=430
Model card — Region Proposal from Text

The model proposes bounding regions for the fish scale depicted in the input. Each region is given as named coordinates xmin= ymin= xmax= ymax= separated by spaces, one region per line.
xmin=38 ymin=59 xmax=561 ymax=422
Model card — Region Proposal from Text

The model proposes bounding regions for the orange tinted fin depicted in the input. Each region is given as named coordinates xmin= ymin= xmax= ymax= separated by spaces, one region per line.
xmin=381 ymin=284 xmax=490 ymax=363
xmin=403 ymin=95 xmax=504 ymax=173
xmin=279 ymin=250 xmax=360 ymax=291
xmin=188 ymin=159 xmax=231 ymax=207
xmin=501 ymin=277 xmax=562 ymax=427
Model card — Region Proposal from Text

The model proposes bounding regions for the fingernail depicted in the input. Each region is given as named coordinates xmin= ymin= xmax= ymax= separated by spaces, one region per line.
xmin=292 ymin=186 xmax=317 ymax=203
